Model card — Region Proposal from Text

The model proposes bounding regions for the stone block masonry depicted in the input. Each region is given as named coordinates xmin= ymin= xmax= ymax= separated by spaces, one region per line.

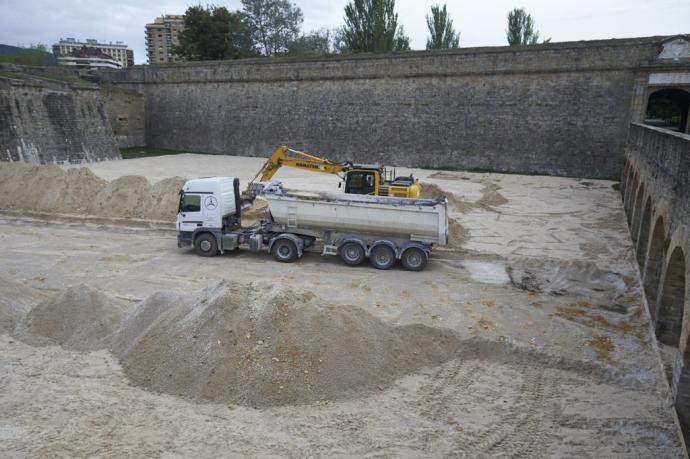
xmin=101 ymin=86 xmax=145 ymax=148
xmin=622 ymin=123 xmax=690 ymax=442
xmin=101 ymin=36 xmax=689 ymax=178
xmin=0 ymin=78 xmax=121 ymax=164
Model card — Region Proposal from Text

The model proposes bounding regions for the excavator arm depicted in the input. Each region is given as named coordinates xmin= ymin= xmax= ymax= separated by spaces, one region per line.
xmin=242 ymin=146 xmax=352 ymax=205
xmin=250 ymin=146 xmax=351 ymax=182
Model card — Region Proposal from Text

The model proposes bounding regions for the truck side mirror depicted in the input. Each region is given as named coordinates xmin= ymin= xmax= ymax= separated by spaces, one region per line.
xmin=338 ymin=182 xmax=342 ymax=188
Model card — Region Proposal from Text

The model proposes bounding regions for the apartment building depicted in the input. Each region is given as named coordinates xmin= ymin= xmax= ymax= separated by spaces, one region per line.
xmin=145 ymin=15 xmax=185 ymax=64
xmin=53 ymin=38 xmax=134 ymax=67
xmin=57 ymin=46 xmax=122 ymax=69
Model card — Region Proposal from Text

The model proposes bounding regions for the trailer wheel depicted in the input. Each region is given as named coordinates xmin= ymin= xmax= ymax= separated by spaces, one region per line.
xmin=194 ymin=233 xmax=218 ymax=257
xmin=340 ymin=242 xmax=365 ymax=266
xmin=370 ymin=244 xmax=396 ymax=270
xmin=271 ymin=238 xmax=298 ymax=263
xmin=401 ymin=247 xmax=428 ymax=271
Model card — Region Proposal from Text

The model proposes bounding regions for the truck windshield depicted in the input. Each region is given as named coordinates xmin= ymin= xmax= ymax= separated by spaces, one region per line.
xmin=181 ymin=194 xmax=201 ymax=212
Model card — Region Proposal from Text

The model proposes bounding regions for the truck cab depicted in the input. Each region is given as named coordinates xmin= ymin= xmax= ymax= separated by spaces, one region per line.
xmin=177 ymin=177 xmax=241 ymax=250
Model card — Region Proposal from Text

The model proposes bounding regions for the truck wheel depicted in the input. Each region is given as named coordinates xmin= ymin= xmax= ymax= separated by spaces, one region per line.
xmin=340 ymin=242 xmax=365 ymax=266
xmin=370 ymin=244 xmax=396 ymax=270
xmin=271 ymin=238 xmax=298 ymax=263
xmin=194 ymin=233 xmax=218 ymax=257
xmin=401 ymin=247 xmax=428 ymax=271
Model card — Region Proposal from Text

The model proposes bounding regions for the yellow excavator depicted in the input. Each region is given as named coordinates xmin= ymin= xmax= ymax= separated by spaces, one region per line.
xmin=242 ymin=145 xmax=421 ymax=205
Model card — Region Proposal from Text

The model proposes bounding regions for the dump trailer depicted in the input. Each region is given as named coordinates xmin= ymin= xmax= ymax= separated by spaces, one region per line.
xmin=177 ymin=177 xmax=448 ymax=271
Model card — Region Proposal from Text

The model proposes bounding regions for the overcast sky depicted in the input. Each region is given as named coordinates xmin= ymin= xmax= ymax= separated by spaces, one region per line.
xmin=1 ymin=0 xmax=688 ymax=64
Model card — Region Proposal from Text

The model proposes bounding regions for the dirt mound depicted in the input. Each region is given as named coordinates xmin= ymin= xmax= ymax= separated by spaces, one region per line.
xmin=0 ymin=277 xmax=45 ymax=334
xmin=145 ymin=176 xmax=186 ymax=221
xmin=448 ymin=218 xmax=470 ymax=249
xmin=0 ymin=162 xmax=185 ymax=221
xmin=0 ymin=163 xmax=107 ymax=214
xmin=420 ymin=181 xmax=508 ymax=213
xmin=15 ymin=285 xmax=126 ymax=351
xmin=507 ymin=259 xmax=630 ymax=312
xmin=419 ymin=182 xmax=473 ymax=212
xmin=242 ymin=197 xmax=269 ymax=225
xmin=476 ymin=183 xmax=508 ymax=208
xmin=112 ymin=281 xmax=461 ymax=407
xmin=93 ymin=176 xmax=150 ymax=218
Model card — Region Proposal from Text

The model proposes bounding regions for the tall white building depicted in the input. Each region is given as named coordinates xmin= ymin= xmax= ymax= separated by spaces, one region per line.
xmin=52 ymin=38 xmax=134 ymax=68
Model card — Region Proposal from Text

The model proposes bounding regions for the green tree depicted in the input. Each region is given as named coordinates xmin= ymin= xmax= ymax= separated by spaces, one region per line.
xmin=339 ymin=0 xmax=410 ymax=53
xmin=287 ymin=29 xmax=332 ymax=56
xmin=426 ymin=4 xmax=460 ymax=49
xmin=506 ymin=8 xmax=548 ymax=46
xmin=241 ymin=0 xmax=303 ymax=56
xmin=173 ymin=5 xmax=256 ymax=61
xmin=0 ymin=43 xmax=53 ymax=65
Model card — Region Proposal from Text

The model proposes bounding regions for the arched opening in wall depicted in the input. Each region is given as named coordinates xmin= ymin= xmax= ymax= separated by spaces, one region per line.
xmin=626 ymin=174 xmax=639 ymax=225
xmin=630 ymin=183 xmax=645 ymax=242
xmin=636 ymin=199 xmax=653 ymax=266
xmin=644 ymin=216 xmax=666 ymax=321
xmin=624 ymin=168 xmax=636 ymax=213
xmin=645 ymin=88 xmax=690 ymax=133
xmin=655 ymin=247 xmax=686 ymax=347
xmin=621 ymin=161 xmax=630 ymax=202
xmin=676 ymin=342 xmax=690 ymax=446
xmin=664 ymin=248 xmax=689 ymax=441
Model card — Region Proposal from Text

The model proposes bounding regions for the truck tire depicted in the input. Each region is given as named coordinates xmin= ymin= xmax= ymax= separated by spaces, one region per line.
xmin=401 ymin=247 xmax=428 ymax=271
xmin=340 ymin=242 xmax=365 ymax=266
xmin=370 ymin=244 xmax=396 ymax=270
xmin=194 ymin=233 xmax=218 ymax=257
xmin=271 ymin=238 xmax=298 ymax=263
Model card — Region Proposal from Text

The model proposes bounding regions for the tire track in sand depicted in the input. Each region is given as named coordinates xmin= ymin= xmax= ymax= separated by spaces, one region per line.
xmin=450 ymin=364 xmax=559 ymax=457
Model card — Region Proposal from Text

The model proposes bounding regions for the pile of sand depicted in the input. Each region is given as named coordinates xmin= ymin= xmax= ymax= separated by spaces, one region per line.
xmin=14 ymin=285 xmax=126 ymax=351
xmin=507 ymin=259 xmax=630 ymax=311
xmin=418 ymin=183 xmax=471 ymax=249
xmin=447 ymin=218 xmax=470 ymax=249
xmin=0 ymin=277 xmax=45 ymax=334
xmin=112 ymin=280 xmax=460 ymax=407
xmin=241 ymin=197 xmax=269 ymax=225
xmin=419 ymin=181 xmax=508 ymax=213
xmin=476 ymin=183 xmax=509 ymax=208
xmin=0 ymin=162 xmax=185 ymax=221
xmin=420 ymin=182 xmax=473 ymax=212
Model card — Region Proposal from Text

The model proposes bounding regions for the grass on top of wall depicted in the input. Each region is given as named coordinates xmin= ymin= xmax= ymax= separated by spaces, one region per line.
xmin=0 ymin=70 xmax=84 ymax=85
xmin=418 ymin=163 xmax=620 ymax=181
xmin=120 ymin=147 xmax=208 ymax=159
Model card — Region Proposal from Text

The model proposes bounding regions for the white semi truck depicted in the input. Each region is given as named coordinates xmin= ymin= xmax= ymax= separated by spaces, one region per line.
xmin=177 ymin=177 xmax=448 ymax=271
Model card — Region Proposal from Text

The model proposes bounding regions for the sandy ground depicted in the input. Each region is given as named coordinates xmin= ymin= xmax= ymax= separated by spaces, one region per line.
xmin=0 ymin=154 xmax=685 ymax=457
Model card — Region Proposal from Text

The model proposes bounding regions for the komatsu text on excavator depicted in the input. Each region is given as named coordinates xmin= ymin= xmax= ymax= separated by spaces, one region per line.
xmin=241 ymin=146 xmax=421 ymax=205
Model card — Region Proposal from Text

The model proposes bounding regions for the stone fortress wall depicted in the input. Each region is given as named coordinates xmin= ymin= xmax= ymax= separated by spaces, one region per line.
xmin=0 ymin=74 xmax=120 ymax=164
xmin=101 ymin=35 xmax=690 ymax=178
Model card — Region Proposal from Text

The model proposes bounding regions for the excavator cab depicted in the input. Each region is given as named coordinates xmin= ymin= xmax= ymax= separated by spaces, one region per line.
xmin=344 ymin=169 xmax=379 ymax=195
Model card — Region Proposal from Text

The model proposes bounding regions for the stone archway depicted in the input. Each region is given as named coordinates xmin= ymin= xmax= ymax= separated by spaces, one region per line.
xmin=636 ymin=199 xmax=653 ymax=266
xmin=644 ymin=216 xmax=666 ymax=320
xmin=626 ymin=174 xmax=639 ymax=224
xmin=656 ymin=247 xmax=687 ymax=348
xmin=645 ymin=88 xmax=690 ymax=133
xmin=660 ymin=247 xmax=689 ymax=442
xmin=621 ymin=160 xmax=630 ymax=202
xmin=631 ymin=183 xmax=646 ymax=243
